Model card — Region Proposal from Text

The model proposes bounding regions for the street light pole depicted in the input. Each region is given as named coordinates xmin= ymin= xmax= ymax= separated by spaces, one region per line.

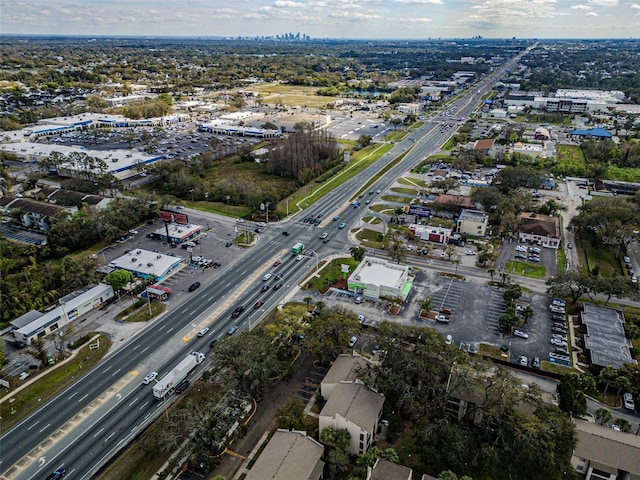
xmin=189 ymin=189 xmax=195 ymax=207
xmin=225 ymin=195 xmax=231 ymax=217
xmin=286 ymin=198 xmax=289 ymax=218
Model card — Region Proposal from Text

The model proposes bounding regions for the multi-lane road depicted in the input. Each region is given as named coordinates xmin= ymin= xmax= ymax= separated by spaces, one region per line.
xmin=0 ymin=55 xmax=523 ymax=480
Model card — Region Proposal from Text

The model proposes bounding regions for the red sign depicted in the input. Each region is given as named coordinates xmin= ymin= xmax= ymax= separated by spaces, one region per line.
xmin=160 ymin=210 xmax=189 ymax=225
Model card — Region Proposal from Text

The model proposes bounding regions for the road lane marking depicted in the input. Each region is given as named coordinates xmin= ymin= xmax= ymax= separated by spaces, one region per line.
xmin=77 ymin=394 xmax=88 ymax=403
xmin=105 ymin=432 xmax=115 ymax=443
xmin=68 ymin=392 xmax=78 ymax=399
xmin=139 ymin=401 xmax=149 ymax=410
xmin=28 ymin=421 xmax=40 ymax=431
xmin=111 ymin=368 xmax=121 ymax=377
xmin=128 ymin=397 xmax=138 ymax=407
xmin=39 ymin=423 xmax=50 ymax=433
xmin=93 ymin=428 xmax=104 ymax=438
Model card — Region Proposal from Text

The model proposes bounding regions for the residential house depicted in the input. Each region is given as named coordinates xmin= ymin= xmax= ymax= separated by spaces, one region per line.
xmin=473 ymin=138 xmax=496 ymax=157
xmin=367 ymin=458 xmax=413 ymax=480
xmin=321 ymin=353 xmax=372 ymax=399
xmin=0 ymin=196 xmax=73 ymax=232
xmin=571 ymin=419 xmax=640 ymax=480
xmin=517 ymin=212 xmax=560 ymax=249
xmin=319 ymin=382 xmax=385 ymax=455
xmin=244 ymin=429 xmax=325 ymax=480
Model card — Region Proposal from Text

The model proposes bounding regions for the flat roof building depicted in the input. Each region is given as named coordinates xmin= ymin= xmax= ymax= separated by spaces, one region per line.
xmin=581 ymin=303 xmax=637 ymax=371
xmin=108 ymin=249 xmax=183 ymax=281
xmin=153 ymin=223 xmax=203 ymax=245
xmin=348 ymin=256 xmax=413 ymax=301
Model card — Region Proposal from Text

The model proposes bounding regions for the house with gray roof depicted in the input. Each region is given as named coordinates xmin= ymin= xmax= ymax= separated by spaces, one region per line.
xmin=367 ymin=458 xmax=413 ymax=480
xmin=244 ymin=429 xmax=324 ymax=480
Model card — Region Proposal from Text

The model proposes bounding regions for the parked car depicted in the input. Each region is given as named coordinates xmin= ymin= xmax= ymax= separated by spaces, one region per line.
xmin=549 ymin=304 xmax=565 ymax=314
xmin=623 ymin=392 xmax=636 ymax=411
xmin=551 ymin=313 xmax=566 ymax=321
xmin=465 ymin=250 xmax=477 ymax=256
xmin=143 ymin=372 xmax=158 ymax=384
xmin=518 ymin=355 xmax=528 ymax=366
xmin=555 ymin=346 xmax=570 ymax=355
xmin=551 ymin=298 xmax=566 ymax=305
xmin=532 ymin=357 xmax=541 ymax=369
xmin=188 ymin=282 xmax=201 ymax=292
xmin=527 ymin=256 xmax=541 ymax=263
xmin=358 ymin=314 xmax=365 ymax=323
xmin=550 ymin=338 xmax=568 ymax=347
xmin=514 ymin=253 xmax=526 ymax=260
xmin=348 ymin=336 xmax=358 ymax=348
xmin=513 ymin=329 xmax=529 ymax=339
xmin=515 ymin=245 xmax=528 ymax=252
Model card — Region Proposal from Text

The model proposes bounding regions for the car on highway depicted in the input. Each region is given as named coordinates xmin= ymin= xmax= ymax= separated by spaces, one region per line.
xmin=143 ymin=372 xmax=158 ymax=384
xmin=261 ymin=284 xmax=270 ymax=292
xmin=188 ymin=282 xmax=201 ymax=292
xmin=236 ymin=218 xmax=245 ymax=223
xmin=282 ymin=231 xmax=290 ymax=236
xmin=45 ymin=468 xmax=67 ymax=480
xmin=197 ymin=327 xmax=210 ymax=337
xmin=319 ymin=232 xmax=328 ymax=239
xmin=316 ymin=213 xmax=324 ymax=219
xmin=513 ymin=329 xmax=529 ymax=339
xmin=322 ymin=236 xmax=330 ymax=243
xmin=231 ymin=306 xmax=245 ymax=318
xmin=175 ymin=380 xmax=190 ymax=394
xmin=263 ymin=273 xmax=273 ymax=281
xmin=338 ymin=222 xmax=346 ymax=229
xmin=295 ymin=254 xmax=304 ymax=261
xmin=256 ymin=222 xmax=266 ymax=227
xmin=227 ymin=325 xmax=239 ymax=335
xmin=567 ymin=243 xmax=573 ymax=249
xmin=333 ymin=215 xmax=340 ymax=221
xmin=273 ymin=281 xmax=283 ymax=290
xmin=254 ymin=300 xmax=265 ymax=309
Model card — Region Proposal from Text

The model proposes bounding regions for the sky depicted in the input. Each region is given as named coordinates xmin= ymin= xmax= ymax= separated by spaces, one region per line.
xmin=2 ymin=0 xmax=640 ymax=39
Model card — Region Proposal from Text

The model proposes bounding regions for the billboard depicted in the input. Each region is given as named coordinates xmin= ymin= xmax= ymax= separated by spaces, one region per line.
xmin=160 ymin=210 xmax=189 ymax=225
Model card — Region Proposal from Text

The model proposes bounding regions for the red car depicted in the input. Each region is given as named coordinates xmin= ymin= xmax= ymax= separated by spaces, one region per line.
xmin=273 ymin=261 xmax=282 ymax=267
xmin=254 ymin=300 xmax=265 ymax=309
xmin=440 ymin=307 xmax=452 ymax=315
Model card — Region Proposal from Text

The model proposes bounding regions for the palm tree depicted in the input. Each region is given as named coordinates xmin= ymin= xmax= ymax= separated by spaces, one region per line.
xmin=595 ymin=407 xmax=612 ymax=425
xmin=316 ymin=300 xmax=325 ymax=314
xmin=520 ymin=305 xmax=534 ymax=324
xmin=303 ymin=296 xmax=313 ymax=312
xmin=418 ymin=297 xmax=433 ymax=311
xmin=600 ymin=366 xmax=618 ymax=397
xmin=488 ymin=268 xmax=496 ymax=282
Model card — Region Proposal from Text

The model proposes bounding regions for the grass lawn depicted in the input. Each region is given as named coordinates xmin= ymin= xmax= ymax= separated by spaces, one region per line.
xmin=380 ymin=194 xmax=412 ymax=204
xmin=505 ymin=260 xmax=547 ymax=279
xmin=355 ymin=228 xmax=384 ymax=249
xmin=384 ymin=129 xmax=410 ymax=142
xmin=304 ymin=257 xmax=359 ymax=290
xmin=554 ymin=144 xmax=587 ymax=176
xmin=604 ymin=165 xmax=640 ymax=183
xmin=121 ymin=301 xmax=167 ymax=323
xmin=580 ymin=241 xmax=620 ymax=277
xmin=390 ymin=187 xmax=419 ymax=195
xmin=369 ymin=204 xmax=398 ymax=214
xmin=441 ymin=136 xmax=457 ymax=151
xmin=0 ymin=334 xmax=112 ymax=430
xmin=397 ymin=177 xmax=428 ymax=188
xmin=363 ymin=216 xmax=382 ymax=225
xmin=244 ymin=83 xmax=340 ymax=108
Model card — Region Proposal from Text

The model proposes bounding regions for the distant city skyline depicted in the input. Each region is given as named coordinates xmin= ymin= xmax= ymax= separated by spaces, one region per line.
xmin=2 ymin=0 xmax=640 ymax=39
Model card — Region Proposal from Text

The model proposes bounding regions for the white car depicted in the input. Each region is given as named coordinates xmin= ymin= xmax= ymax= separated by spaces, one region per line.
xmin=263 ymin=273 xmax=273 ymax=281
xmin=129 ymin=229 xmax=139 ymax=235
xmin=236 ymin=218 xmax=245 ymax=223
xmin=197 ymin=327 xmax=210 ymax=337
xmin=513 ymin=329 xmax=529 ymax=339
xmin=515 ymin=245 xmax=528 ymax=252
xmin=518 ymin=355 xmax=528 ymax=366
xmin=465 ymin=250 xmax=477 ymax=255
xmin=445 ymin=334 xmax=453 ymax=345
xmin=550 ymin=338 xmax=568 ymax=347
xmin=552 ymin=333 xmax=568 ymax=341
xmin=623 ymin=256 xmax=631 ymax=263
xmin=143 ymin=372 xmax=158 ymax=384
xmin=256 ymin=222 xmax=266 ymax=227
xmin=358 ymin=314 xmax=365 ymax=323
xmin=549 ymin=304 xmax=565 ymax=314
xmin=295 ymin=254 xmax=304 ymax=261
xmin=623 ymin=393 xmax=636 ymax=411
xmin=348 ymin=336 xmax=358 ymax=348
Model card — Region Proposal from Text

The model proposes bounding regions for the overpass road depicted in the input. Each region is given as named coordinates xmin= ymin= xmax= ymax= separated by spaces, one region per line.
xmin=0 ymin=54 xmax=525 ymax=480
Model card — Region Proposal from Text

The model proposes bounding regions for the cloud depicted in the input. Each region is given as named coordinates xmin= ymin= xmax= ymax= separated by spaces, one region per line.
xmin=631 ymin=3 xmax=640 ymax=8
xmin=273 ymin=0 xmax=304 ymax=7
xmin=586 ymin=10 xmax=599 ymax=15
xmin=570 ymin=4 xmax=592 ymax=10
xmin=588 ymin=0 xmax=617 ymax=5
xmin=395 ymin=0 xmax=443 ymax=4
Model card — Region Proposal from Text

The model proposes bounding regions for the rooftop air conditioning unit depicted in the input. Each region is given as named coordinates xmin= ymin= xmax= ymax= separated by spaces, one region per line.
xmin=131 ymin=258 xmax=137 ymax=262
xmin=136 ymin=250 xmax=142 ymax=254
xmin=156 ymin=255 xmax=161 ymax=259
xmin=147 ymin=262 xmax=153 ymax=267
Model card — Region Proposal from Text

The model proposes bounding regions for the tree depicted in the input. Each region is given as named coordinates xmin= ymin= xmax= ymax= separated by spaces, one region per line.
xmin=595 ymin=407 xmax=612 ymax=425
xmin=546 ymin=270 xmax=590 ymax=304
xmin=29 ymin=337 xmax=49 ymax=367
xmin=418 ymin=297 xmax=433 ymax=312
xmin=390 ymin=117 xmax=403 ymax=130
xmin=303 ymin=296 xmax=313 ymax=312
xmin=320 ymin=426 xmax=351 ymax=450
xmin=431 ymin=178 xmax=460 ymax=194
xmin=350 ymin=246 xmax=367 ymax=262
xmin=614 ymin=376 xmax=631 ymax=399
xmin=613 ymin=417 xmax=632 ymax=432
xmin=503 ymin=284 xmax=522 ymax=304
xmin=276 ymin=398 xmax=306 ymax=431
xmin=104 ymin=269 xmax=134 ymax=293
xmin=557 ymin=373 xmax=588 ymax=417
xmin=520 ymin=305 xmax=534 ymax=324
xmin=326 ymin=448 xmax=350 ymax=476
xmin=598 ymin=366 xmax=618 ymax=397
xmin=357 ymin=133 xmax=372 ymax=148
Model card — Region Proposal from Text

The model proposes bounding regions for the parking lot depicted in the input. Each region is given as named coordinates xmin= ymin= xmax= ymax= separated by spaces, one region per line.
xmin=295 ymin=263 xmax=567 ymax=369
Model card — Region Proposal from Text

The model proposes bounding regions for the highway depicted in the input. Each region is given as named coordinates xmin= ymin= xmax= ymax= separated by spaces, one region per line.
xmin=0 ymin=54 xmax=524 ymax=480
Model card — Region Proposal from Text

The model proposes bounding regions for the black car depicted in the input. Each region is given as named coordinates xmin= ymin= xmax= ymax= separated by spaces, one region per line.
xmin=282 ymin=231 xmax=290 ymax=236
xmin=188 ymin=282 xmax=201 ymax=292
xmin=261 ymin=284 xmax=270 ymax=292
xmin=231 ymin=305 xmax=245 ymax=318
xmin=46 ymin=468 xmax=66 ymax=480
xmin=211 ymin=261 xmax=221 ymax=268
xmin=209 ymin=339 xmax=218 ymax=348
xmin=175 ymin=380 xmax=190 ymax=394
xmin=273 ymin=281 xmax=283 ymax=290
xmin=225 ymin=240 xmax=233 ymax=247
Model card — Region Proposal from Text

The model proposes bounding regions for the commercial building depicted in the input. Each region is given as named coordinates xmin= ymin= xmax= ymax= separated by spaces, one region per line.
xmin=455 ymin=209 xmax=489 ymax=238
xmin=12 ymin=284 xmax=114 ymax=344
xmin=244 ymin=429 xmax=325 ymax=480
xmin=407 ymin=224 xmax=452 ymax=245
xmin=581 ymin=303 xmax=637 ymax=371
xmin=348 ymin=256 xmax=413 ymax=301
xmin=517 ymin=212 xmax=561 ymax=249
xmin=108 ymin=249 xmax=183 ymax=281
xmin=152 ymin=223 xmax=204 ymax=245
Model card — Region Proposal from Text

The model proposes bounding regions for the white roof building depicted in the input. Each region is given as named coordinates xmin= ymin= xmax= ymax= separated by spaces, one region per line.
xmin=108 ymin=249 xmax=183 ymax=281
xmin=348 ymin=256 xmax=413 ymax=301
